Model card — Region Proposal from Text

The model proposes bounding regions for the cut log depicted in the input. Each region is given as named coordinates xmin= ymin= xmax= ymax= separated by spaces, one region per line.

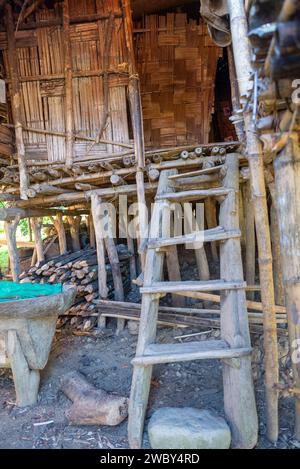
xmin=60 ymin=371 xmax=128 ymax=426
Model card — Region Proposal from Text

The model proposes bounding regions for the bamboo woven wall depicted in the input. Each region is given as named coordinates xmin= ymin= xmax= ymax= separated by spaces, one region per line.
xmin=0 ymin=0 xmax=130 ymax=163
xmin=134 ymin=14 xmax=222 ymax=148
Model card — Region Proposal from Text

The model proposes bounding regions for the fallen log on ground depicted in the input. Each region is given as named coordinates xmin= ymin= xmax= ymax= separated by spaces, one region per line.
xmin=61 ymin=371 xmax=128 ymax=426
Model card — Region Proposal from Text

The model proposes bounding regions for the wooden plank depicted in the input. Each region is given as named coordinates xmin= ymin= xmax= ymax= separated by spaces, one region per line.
xmin=156 ymin=187 xmax=230 ymax=202
xmin=141 ymin=280 xmax=246 ymax=295
xmin=132 ymin=340 xmax=251 ymax=366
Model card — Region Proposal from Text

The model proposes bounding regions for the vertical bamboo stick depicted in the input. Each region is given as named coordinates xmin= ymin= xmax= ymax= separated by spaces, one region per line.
xmin=5 ymin=4 xmax=29 ymax=200
xmin=122 ymin=0 xmax=147 ymax=269
xmin=4 ymin=218 xmax=20 ymax=282
xmin=243 ymin=181 xmax=256 ymax=300
xmin=63 ymin=0 xmax=73 ymax=168
xmin=227 ymin=0 xmax=279 ymax=443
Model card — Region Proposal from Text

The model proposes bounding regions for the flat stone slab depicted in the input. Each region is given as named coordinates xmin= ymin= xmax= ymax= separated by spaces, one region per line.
xmin=148 ymin=407 xmax=231 ymax=449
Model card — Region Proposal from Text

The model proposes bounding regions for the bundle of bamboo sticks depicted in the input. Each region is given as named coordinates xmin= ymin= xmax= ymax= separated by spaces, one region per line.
xmin=19 ymin=246 xmax=132 ymax=321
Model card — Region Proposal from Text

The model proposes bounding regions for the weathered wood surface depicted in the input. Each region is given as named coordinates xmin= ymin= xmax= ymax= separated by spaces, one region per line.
xmin=219 ymin=153 xmax=258 ymax=449
xmin=61 ymin=371 xmax=128 ymax=426
xmin=228 ymin=0 xmax=279 ymax=443
xmin=128 ymin=169 xmax=176 ymax=448
xmin=274 ymin=138 xmax=300 ymax=439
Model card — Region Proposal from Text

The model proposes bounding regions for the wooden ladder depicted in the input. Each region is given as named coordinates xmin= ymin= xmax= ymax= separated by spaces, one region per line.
xmin=128 ymin=153 xmax=258 ymax=449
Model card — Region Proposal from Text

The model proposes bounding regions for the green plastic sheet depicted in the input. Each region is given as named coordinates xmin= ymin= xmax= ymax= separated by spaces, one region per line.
xmin=0 ymin=281 xmax=62 ymax=302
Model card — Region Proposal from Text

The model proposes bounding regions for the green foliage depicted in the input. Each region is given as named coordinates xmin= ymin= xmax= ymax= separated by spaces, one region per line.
xmin=19 ymin=218 xmax=29 ymax=237
xmin=0 ymin=246 xmax=8 ymax=272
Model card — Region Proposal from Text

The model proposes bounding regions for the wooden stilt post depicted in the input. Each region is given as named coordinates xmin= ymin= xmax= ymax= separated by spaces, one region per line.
xmin=91 ymin=194 xmax=108 ymax=328
xmin=67 ymin=216 xmax=81 ymax=252
xmin=31 ymin=248 xmax=37 ymax=267
xmin=243 ymin=181 xmax=256 ymax=300
xmin=63 ymin=0 xmax=73 ymax=168
xmin=227 ymin=0 xmax=279 ymax=443
xmin=265 ymin=174 xmax=285 ymax=307
xmin=122 ymin=0 xmax=147 ymax=270
xmin=53 ymin=213 xmax=68 ymax=255
xmin=88 ymin=213 xmax=96 ymax=249
xmin=273 ymin=137 xmax=300 ymax=439
xmin=31 ymin=218 xmax=45 ymax=264
xmin=103 ymin=208 xmax=125 ymax=333
xmin=127 ymin=226 xmax=137 ymax=281
xmin=5 ymin=4 xmax=29 ymax=200
xmin=4 ymin=218 xmax=20 ymax=282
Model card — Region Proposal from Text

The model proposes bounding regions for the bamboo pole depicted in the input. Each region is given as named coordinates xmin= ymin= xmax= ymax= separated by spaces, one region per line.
xmin=122 ymin=0 xmax=147 ymax=270
xmin=227 ymin=0 xmax=279 ymax=443
xmin=243 ymin=181 xmax=256 ymax=300
xmin=63 ymin=0 xmax=73 ymax=168
xmin=5 ymin=4 xmax=29 ymax=200
xmin=4 ymin=218 xmax=20 ymax=282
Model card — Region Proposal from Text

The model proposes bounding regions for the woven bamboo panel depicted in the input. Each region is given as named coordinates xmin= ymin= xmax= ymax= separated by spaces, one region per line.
xmin=1 ymin=0 xmax=130 ymax=162
xmin=135 ymin=14 xmax=222 ymax=148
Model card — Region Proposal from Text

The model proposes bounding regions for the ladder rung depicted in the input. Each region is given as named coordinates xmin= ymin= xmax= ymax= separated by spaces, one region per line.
xmin=155 ymin=187 xmax=230 ymax=202
xmin=168 ymin=165 xmax=225 ymax=180
xmin=140 ymin=280 xmax=246 ymax=295
xmin=147 ymin=227 xmax=241 ymax=250
xmin=132 ymin=340 xmax=252 ymax=365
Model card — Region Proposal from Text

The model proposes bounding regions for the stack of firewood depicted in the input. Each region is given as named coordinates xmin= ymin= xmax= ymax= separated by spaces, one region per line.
xmin=19 ymin=245 xmax=132 ymax=330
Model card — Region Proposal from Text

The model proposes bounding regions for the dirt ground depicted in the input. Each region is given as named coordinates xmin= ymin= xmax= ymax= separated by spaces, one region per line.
xmin=0 ymin=322 xmax=298 ymax=450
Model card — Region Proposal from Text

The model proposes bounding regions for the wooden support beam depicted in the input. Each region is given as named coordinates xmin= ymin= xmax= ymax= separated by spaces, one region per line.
xmin=88 ymin=213 xmax=96 ymax=249
xmin=5 ymin=3 xmax=28 ymax=199
xmin=67 ymin=216 xmax=81 ymax=252
xmin=122 ymin=0 xmax=147 ymax=269
xmin=103 ymin=207 xmax=125 ymax=333
xmin=30 ymin=218 xmax=45 ymax=264
xmin=14 ymin=183 xmax=158 ymax=208
xmin=273 ymin=137 xmax=300 ymax=439
xmin=4 ymin=217 xmax=20 ymax=281
xmin=63 ymin=0 xmax=73 ymax=168
xmin=53 ymin=213 xmax=68 ymax=255
xmin=90 ymin=194 xmax=108 ymax=327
